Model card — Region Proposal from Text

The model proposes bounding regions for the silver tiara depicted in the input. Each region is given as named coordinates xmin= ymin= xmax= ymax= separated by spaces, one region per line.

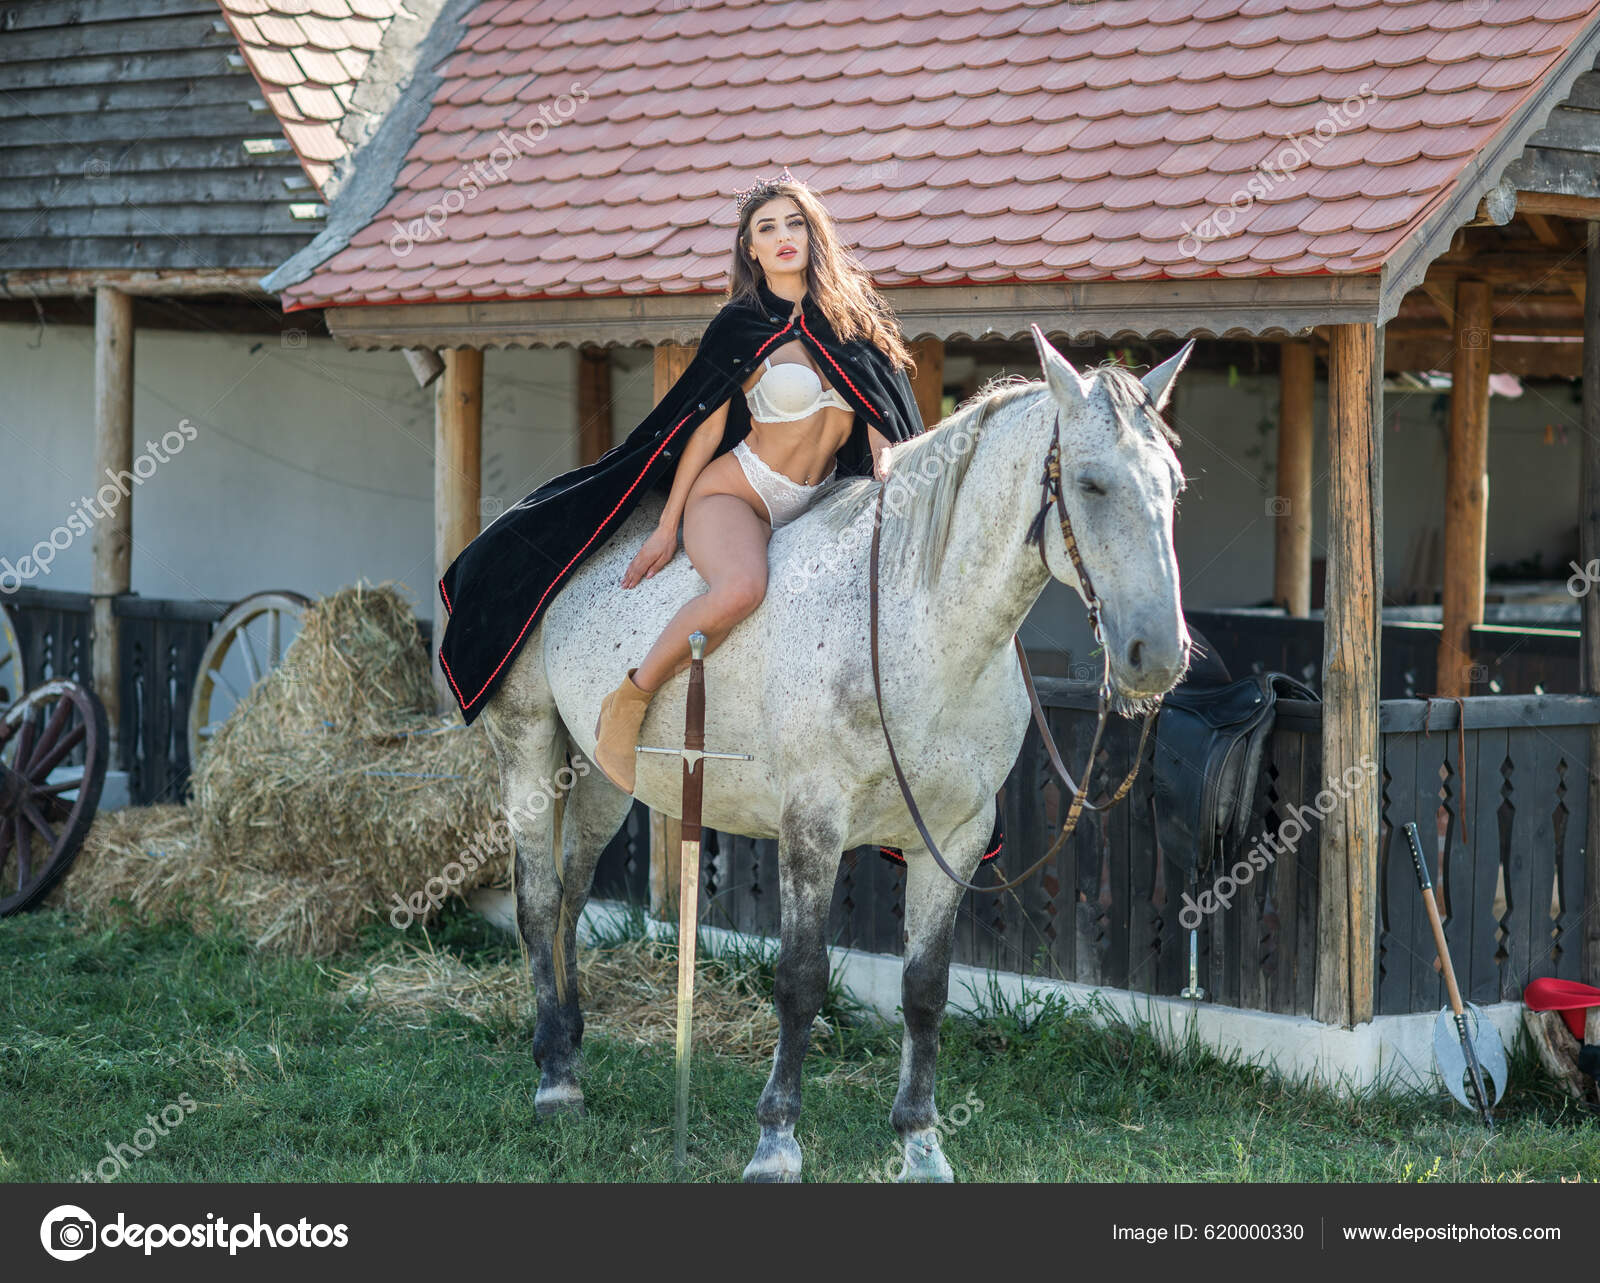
xmin=734 ymin=165 xmax=800 ymax=216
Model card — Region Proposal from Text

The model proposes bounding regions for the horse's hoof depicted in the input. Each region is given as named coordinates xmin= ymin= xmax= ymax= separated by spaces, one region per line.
xmin=897 ymin=1131 xmax=954 ymax=1183
xmin=535 ymin=1082 xmax=585 ymax=1118
xmin=741 ymin=1132 xmax=802 ymax=1183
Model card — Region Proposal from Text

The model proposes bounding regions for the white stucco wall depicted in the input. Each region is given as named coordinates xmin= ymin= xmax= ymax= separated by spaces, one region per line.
xmin=0 ymin=320 xmax=585 ymax=623
xmin=0 ymin=320 xmax=1583 ymax=647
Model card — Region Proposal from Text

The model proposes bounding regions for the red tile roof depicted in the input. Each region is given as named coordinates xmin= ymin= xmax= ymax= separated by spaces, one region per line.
xmin=269 ymin=0 xmax=1600 ymax=312
xmin=216 ymin=0 xmax=407 ymax=193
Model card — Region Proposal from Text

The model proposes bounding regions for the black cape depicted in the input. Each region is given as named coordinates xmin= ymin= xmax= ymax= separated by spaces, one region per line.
xmin=437 ymin=276 xmax=1003 ymax=864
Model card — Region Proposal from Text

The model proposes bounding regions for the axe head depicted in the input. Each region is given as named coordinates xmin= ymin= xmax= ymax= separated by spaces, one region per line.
xmin=1433 ymin=1002 xmax=1508 ymax=1109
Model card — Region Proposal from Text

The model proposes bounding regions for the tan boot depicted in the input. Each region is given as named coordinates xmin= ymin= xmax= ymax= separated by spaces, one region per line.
xmin=593 ymin=667 xmax=655 ymax=792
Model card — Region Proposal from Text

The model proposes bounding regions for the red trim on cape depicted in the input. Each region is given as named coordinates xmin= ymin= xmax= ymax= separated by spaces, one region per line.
xmin=440 ymin=322 xmax=800 ymax=713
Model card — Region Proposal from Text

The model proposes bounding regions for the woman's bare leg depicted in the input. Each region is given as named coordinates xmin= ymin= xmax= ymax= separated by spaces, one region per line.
xmin=632 ymin=492 xmax=769 ymax=691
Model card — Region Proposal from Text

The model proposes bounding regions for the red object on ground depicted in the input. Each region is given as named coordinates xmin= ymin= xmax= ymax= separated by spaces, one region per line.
xmin=1524 ymin=978 xmax=1600 ymax=1042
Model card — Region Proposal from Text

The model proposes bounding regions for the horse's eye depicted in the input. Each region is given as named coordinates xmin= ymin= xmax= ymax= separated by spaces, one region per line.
xmin=1078 ymin=477 xmax=1105 ymax=496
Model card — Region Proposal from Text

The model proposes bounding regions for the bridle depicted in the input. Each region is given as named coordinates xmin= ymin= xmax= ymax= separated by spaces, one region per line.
xmin=868 ymin=409 xmax=1162 ymax=894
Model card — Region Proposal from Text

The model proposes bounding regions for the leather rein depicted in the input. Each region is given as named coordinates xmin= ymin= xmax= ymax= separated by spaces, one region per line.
xmin=868 ymin=410 xmax=1160 ymax=894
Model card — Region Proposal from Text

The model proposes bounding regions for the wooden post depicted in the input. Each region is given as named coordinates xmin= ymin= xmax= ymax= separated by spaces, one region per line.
xmin=648 ymin=341 xmax=697 ymax=920
xmin=1582 ymin=222 xmax=1600 ymax=1003
xmin=1274 ymin=341 xmax=1314 ymax=616
xmin=909 ymin=337 xmax=945 ymax=430
xmin=1317 ymin=322 xmax=1383 ymax=1027
xmin=577 ymin=345 xmax=613 ymax=466
xmin=433 ymin=348 xmax=482 ymax=711
xmin=90 ymin=285 xmax=134 ymax=762
xmin=1435 ymin=279 xmax=1492 ymax=698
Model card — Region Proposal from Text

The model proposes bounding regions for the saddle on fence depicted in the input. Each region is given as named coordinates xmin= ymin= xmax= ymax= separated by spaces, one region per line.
xmin=1151 ymin=667 xmax=1319 ymax=882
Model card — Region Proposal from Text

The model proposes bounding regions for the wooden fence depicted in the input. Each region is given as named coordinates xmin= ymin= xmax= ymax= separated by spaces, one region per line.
xmin=1189 ymin=608 xmax=1581 ymax=698
xmin=596 ymin=683 xmax=1599 ymax=1018
xmin=5 ymin=587 xmax=438 ymax=807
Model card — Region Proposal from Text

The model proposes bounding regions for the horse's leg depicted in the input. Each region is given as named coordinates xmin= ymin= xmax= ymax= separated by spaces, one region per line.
xmin=892 ymin=812 xmax=991 ymax=1182
xmin=528 ymin=733 xmax=632 ymax=1115
xmin=480 ymin=680 xmax=622 ymax=1118
xmin=742 ymin=807 xmax=843 ymax=1183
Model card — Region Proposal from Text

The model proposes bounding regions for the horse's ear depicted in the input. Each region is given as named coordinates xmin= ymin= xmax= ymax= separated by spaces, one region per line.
xmin=1142 ymin=339 xmax=1195 ymax=412
xmin=1030 ymin=323 xmax=1090 ymax=417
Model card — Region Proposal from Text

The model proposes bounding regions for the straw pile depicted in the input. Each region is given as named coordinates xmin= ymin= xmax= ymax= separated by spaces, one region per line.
xmin=51 ymin=581 xmax=515 ymax=956
xmin=333 ymin=937 xmax=826 ymax=1066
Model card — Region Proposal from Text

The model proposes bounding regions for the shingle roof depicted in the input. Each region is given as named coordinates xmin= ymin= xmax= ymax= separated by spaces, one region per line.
xmin=0 ymin=0 xmax=320 ymax=276
xmin=215 ymin=0 xmax=407 ymax=193
xmin=266 ymin=0 xmax=1600 ymax=313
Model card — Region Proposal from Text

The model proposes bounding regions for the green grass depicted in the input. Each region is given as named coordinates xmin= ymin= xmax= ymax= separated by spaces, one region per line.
xmin=2 ymin=904 xmax=1597 ymax=1183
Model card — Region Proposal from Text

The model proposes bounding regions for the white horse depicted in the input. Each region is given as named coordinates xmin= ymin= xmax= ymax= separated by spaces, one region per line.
xmin=475 ymin=326 xmax=1192 ymax=1181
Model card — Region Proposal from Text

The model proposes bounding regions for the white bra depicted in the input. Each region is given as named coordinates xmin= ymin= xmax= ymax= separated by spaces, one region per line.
xmin=746 ymin=355 xmax=851 ymax=424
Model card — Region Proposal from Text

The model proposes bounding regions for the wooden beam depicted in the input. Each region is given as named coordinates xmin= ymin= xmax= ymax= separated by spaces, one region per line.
xmin=1381 ymin=334 xmax=1581 ymax=380
xmin=1514 ymin=191 xmax=1600 ymax=221
xmin=90 ymin=285 xmax=134 ymax=762
xmin=1521 ymin=211 xmax=1568 ymax=248
xmin=1434 ymin=280 xmax=1493 ymax=699
xmin=0 ymin=268 xmax=272 ymax=298
xmin=1421 ymin=281 xmax=1455 ymax=329
xmin=1273 ymin=341 xmax=1314 ymax=616
xmin=1583 ymin=221 xmax=1600 ymax=1003
xmin=324 ymin=276 xmax=1379 ymax=352
xmin=433 ymin=348 xmax=483 ymax=711
xmin=648 ymin=340 xmax=697 ymax=920
xmin=577 ymin=345 xmax=613 ymax=467
xmin=908 ymin=337 xmax=946 ymax=428
xmin=1317 ymin=322 xmax=1382 ymax=1028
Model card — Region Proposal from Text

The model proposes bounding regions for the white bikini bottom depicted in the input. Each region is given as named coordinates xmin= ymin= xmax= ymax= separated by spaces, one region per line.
xmin=732 ymin=438 xmax=836 ymax=529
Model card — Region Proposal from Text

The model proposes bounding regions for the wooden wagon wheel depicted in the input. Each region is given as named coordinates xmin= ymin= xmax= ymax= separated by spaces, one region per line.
xmin=0 ymin=598 xmax=23 ymax=709
xmin=188 ymin=590 xmax=310 ymax=770
xmin=0 ymin=680 xmax=109 ymax=916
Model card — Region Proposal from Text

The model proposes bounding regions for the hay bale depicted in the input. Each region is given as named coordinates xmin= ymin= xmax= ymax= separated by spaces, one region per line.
xmin=191 ymin=582 xmax=510 ymax=893
xmin=48 ymin=805 xmax=374 ymax=957
xmin=53 ymin=581 xmax=522 ymax=956
xmin=195 ymin=707 xmax=507 ymax=887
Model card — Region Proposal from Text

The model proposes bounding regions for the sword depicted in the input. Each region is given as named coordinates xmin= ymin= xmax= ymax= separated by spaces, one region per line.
xmin=635 ymin=631 xmax=754 ymax=1174
xmin=1403 ymin=820 xmax=1506 ymax=1130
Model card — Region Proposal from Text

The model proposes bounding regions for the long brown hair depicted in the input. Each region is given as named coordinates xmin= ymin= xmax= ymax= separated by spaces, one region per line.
xmin=727 ymin=178 xmax=916 ymax=375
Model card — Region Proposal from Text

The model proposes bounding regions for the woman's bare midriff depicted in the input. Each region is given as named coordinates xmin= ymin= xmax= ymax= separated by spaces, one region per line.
xmin=682 ymin=338 xmax=854 ymax=528
xmin=737 ymin=338 xmax=854 ymax=485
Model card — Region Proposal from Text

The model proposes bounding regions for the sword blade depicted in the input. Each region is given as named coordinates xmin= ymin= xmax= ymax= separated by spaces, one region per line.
xmin=673 ymin=648 xmax=707 ymax=1175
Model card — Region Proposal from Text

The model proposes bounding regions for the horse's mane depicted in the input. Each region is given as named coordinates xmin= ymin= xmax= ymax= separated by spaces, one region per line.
xmin=807 ymin=360 xmax=1176 ymax=596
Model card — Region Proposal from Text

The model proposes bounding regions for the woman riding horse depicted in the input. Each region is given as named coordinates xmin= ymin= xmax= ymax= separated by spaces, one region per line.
xmin=438 ymin=167 xmax=1005 ymax=862
xmin=593 ymin=172 xmax=919 ymax=789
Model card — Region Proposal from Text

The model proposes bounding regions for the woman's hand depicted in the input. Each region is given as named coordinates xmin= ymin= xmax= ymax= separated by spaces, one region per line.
xmin=622 ymin=523 xmax=679 ymax=588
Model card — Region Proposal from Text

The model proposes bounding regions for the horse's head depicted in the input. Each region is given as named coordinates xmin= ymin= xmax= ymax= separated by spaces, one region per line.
xmin=1029 ymin=324 xmax=1192 ymax=709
